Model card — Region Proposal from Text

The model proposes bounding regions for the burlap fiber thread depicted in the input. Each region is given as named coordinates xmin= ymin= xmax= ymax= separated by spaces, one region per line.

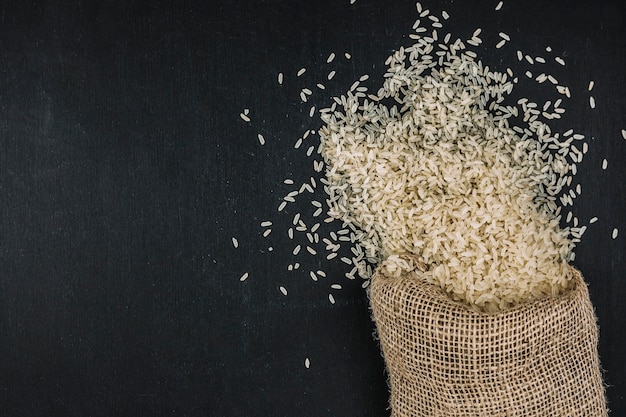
xmin=369 ymin=267 xmax=607 ymax=417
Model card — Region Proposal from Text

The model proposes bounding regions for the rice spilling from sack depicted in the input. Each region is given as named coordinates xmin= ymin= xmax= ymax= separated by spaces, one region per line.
xmin=319 ymin=32 xmax=577 ymax=312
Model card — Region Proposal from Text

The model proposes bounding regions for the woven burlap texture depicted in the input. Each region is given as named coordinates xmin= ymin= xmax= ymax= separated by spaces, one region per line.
xmin=369 ymin=266 xmax=607 ymax=417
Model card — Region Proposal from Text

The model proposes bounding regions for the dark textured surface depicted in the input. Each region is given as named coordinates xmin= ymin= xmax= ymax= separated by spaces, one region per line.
xmin=0 ymin=1 xmax=624 ymax=416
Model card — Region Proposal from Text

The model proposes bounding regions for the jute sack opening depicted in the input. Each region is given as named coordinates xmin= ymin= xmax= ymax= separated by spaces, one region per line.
xmin=369 ymin=266 xmax=607 ymax=417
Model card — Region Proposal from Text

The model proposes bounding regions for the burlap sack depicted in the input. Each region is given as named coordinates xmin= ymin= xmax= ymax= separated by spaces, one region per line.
xmin=369 ymin=266 xmax=607 ymax=417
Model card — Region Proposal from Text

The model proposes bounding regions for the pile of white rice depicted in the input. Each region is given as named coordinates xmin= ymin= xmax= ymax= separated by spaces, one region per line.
xmin=319 ymin=29 xmax=577 ymax=312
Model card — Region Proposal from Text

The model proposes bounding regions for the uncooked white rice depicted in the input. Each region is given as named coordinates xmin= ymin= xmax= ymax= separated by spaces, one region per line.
xmin=495 ymin=1 xmax=503 ymax=10
xmin=612 ymin=228 xmax=619 ymax=239
xmin=240 ymin=272 xmax=249 ymax=282
xmin=622 ymin=129 xmax=626 ymax=140
xmin=232 ymin=237 xmax=239 ymax=248
xmin=319 ymin=23 xmax=578 ymax=312
xmin=297 ymin=67 xmax=306 ymax=76
xmin=280 ymin=286 xmax=288 ymax=296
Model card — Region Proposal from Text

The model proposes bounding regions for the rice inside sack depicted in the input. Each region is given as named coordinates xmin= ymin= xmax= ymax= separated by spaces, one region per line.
xmin=319 ymin=38 xmax=576 ymax=312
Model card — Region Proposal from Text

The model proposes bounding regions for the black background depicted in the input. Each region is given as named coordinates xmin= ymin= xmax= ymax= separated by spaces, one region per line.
xmin=0 ymin=1 xmax=624 ymax=416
